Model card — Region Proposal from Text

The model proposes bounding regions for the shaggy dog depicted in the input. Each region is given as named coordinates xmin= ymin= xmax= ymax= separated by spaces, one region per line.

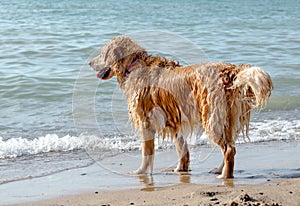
xmin=89 ymin=36 xmax=273 ymax=178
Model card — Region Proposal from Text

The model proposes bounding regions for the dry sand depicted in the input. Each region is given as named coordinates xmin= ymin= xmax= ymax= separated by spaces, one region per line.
xmin=17 ymin=177 xmax=300 ymax=206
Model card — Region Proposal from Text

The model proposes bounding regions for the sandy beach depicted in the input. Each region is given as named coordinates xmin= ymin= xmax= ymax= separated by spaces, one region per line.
xmin=3 ymin=140 xmax=299 ymax=206
xmin=17 ymin=178 xmax=300 ymax=206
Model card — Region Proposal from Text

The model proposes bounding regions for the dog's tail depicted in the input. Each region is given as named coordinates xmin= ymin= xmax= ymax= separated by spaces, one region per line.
xmin=233 ymin=66 xmax=274 ymax=109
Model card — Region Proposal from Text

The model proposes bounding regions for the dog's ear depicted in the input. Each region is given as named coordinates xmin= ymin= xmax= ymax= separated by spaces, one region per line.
xmin=112 ymin=46 xmax=124 ymax=61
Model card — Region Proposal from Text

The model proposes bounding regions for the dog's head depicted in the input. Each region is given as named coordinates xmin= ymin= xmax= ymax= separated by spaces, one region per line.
xmin=89 ymin=36 xmax=147 ymax=81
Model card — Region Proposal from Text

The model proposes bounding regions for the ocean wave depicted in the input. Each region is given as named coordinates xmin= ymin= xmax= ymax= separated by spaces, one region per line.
xmin=0 ymin=134 xmax=84 ymax=159
xmin=267 ymin=95 xmax=300 ymax=111
xmin=0 ymin=116 xmax=299 ymax=159
xmin=0 ymin=134 xmax=141 ymax=159
xmin=241 ymin=119 xmax=300 ymax=143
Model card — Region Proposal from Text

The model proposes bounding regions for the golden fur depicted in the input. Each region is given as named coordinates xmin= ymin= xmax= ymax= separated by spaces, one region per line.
xmin=89 ymin=36 xmax=273 ymax=178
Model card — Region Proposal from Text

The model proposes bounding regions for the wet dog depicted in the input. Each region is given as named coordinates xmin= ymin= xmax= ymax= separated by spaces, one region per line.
xmin=89 ymin=36 xmax=273 ymax=178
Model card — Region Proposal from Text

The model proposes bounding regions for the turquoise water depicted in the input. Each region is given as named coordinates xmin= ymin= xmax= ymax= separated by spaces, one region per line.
xmin=0 ymin=0 xmax=299 ymax=187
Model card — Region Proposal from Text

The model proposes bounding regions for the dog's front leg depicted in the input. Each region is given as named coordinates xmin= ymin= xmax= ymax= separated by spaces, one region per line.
xmin=133 ymin=124 xmax=155 ymax=175
xmin=134 ymin=139 xmax=155 ymax=174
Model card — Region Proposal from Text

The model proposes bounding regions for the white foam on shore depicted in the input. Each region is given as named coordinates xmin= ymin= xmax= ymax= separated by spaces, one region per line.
xmin=0 ymin=118 xmax=299 ymax=159
xmin=0 ymin=134 xmax=142 ymax=159
xmin=0 ymin=134 xmax=84 ymax=159
xmin=248 ymin=119 xmax=300 ymax=142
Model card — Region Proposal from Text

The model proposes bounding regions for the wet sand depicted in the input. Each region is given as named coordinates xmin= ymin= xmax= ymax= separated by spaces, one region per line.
xmin=3 ymin=140 xmax=300 ymax=205
xmin=18 ymin=178 xmax=300 ymax=206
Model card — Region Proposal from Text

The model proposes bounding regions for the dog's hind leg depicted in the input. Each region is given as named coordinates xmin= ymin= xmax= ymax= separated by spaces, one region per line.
xmin=174 ymin=135 xmax=190 ymax=172
xmin=217 ymin=143 xmax=236 ymax=178
xmin=133 ymin=124 xmax=155 ymax=175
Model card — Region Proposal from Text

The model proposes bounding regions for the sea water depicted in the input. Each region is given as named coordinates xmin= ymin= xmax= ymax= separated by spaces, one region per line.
xmin=0 ymin=0 xmax=299 ymax=185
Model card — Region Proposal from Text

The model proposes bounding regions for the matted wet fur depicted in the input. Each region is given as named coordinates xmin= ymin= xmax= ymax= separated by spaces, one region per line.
xmin=89 ymin=36 xmax=273 ymax=178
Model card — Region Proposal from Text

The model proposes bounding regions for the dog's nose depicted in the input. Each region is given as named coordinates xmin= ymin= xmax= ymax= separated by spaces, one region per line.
xmin=88 ymin=61 xmax=92 ymax=66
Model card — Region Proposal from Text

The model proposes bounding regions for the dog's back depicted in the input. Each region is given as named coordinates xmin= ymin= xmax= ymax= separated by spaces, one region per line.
xmin=125 ymin=62 xmax=272 ymax=143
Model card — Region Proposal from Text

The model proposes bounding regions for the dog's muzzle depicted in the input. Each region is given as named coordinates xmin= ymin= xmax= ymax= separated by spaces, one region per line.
xmin=96 ymin=67 xmax=112 ymax=79
xmin=89 ymin=59 xmax=113 ymax=80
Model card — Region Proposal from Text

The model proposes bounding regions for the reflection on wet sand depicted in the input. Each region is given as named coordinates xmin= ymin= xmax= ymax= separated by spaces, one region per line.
xmin=179 ymin=172 xmax=191 ymax=184
xmin=138 ymin=175 xmax=155 ymax=191
xmin=137 ymin=171 xmax=237 ymax=191
xmin=138 ymin=171 xmax=192 ymax=191
xmin=221 ymin=178 xmax=235 ymax=187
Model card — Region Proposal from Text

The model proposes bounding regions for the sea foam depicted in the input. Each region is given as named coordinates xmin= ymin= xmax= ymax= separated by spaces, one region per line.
xmin=0 ymin=118 xmax=299 ymax=159
xmin=0 ymin=134 xmax=84 ymax=159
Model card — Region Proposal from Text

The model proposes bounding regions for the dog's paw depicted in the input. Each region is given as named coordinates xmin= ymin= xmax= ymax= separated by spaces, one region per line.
xmin=129 ymin=168 xmax=148 ymax=175
xmin=217 ymin=174 xmax=234 ymax=179
xmin=217 ymin=174 xmax=225 ymax=179
xmin=173 ymin=167 xmax=180 ymax=173
xmin=174 ymin=164 xmax=190 ymax=173
xmin=174 ymin=167 xmax=190 ymax=173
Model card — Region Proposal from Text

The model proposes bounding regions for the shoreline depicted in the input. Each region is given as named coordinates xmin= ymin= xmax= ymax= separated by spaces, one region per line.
xmin=2 ymin=140 xmax=300 ymax=205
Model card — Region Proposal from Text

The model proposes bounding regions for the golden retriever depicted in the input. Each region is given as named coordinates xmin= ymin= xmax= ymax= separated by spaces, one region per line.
xmin=89 ymin=36 xmax=273 ymax=178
